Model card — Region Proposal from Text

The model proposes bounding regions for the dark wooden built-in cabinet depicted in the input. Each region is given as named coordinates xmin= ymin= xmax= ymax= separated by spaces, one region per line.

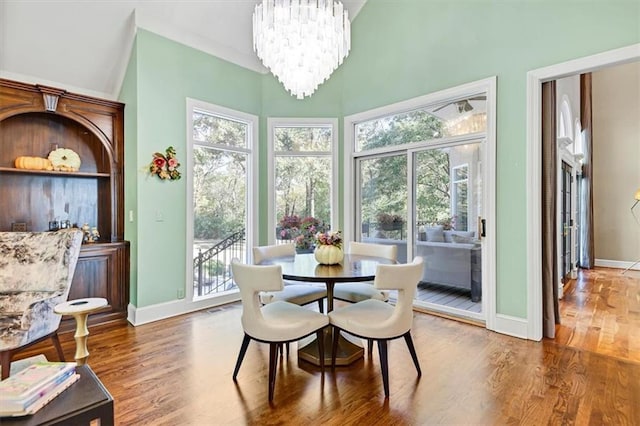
xmin=0 ymin=79 xmax=129 ymax=329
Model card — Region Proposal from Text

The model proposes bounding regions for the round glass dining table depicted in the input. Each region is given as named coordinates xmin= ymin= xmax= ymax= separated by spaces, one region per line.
xmin=259 ymin=252 xmax=395 ymax=366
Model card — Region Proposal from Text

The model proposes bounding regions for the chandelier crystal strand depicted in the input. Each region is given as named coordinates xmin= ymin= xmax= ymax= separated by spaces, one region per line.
xmin=253 ymin=0 xmax=351 ymax=100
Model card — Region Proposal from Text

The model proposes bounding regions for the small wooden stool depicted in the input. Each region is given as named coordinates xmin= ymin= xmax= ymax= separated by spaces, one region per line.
xmin=55 ymin=298 xmax=107 ymax=365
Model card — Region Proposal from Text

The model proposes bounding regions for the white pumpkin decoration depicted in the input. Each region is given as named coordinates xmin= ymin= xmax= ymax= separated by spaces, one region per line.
xmin=314 ymin=245 xmax=344 ymax=265
xmin=48 ymin=148 xmax=81 ymax=171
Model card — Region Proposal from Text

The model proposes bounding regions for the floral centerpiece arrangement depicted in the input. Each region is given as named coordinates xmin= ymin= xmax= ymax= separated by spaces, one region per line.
xmin=148 ymin=146 xmax=181 ymax=181
xmin=315 ymin=230 xmax=342 ymax=248
xmin=314 ymin=230 xmax=343 ymax=265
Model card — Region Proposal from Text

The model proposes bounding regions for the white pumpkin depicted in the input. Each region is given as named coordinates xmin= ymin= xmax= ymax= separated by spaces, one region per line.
xmin=48 ymin=148 xmax=81 ymax=171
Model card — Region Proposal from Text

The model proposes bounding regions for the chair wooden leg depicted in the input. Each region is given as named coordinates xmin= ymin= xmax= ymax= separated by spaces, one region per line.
xmin=51 ymin=333 xmax=65 ymax=362
xmin=276 ymin=343 xmax=290 ymax=357
xmin=233 ymin=334 xmax=251 ymax=381
xmin=317 ymin=299 xmax=324 ymax=314
xmin=377 ymin=339 xmax=390 ymax=398
xmin=331 ymin=327 xmax=340 ymax=369
xmin=403 ymin=332 xmax=421 ymax=377
xmin=268 ymin=343 xmax=278 ymax=402
xmin=316 ymin=329 xmax=325 ymax=374
xmin=1 ymin=350 xmax=12 ymax=380
xmin=368 ymin=339 xmax=374 ymax=357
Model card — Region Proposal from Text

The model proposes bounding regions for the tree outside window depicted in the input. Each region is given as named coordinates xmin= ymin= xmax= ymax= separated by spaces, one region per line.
xmin=192 ymin=111 xmax=249 ymax=241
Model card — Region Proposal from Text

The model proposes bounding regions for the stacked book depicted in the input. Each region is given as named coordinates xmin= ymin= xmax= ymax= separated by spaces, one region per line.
xmin=0 ymin=362 xmax=79 ymax=417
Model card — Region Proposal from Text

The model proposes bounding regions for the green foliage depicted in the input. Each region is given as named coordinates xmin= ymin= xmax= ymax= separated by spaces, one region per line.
xmin=190 ymin=107 xmax=456 ymax=242
xmin=356 ymin=110 xmax=443 ymax=151
xmin=274 ymin=127 xmax=332 ymax=228
xmin=358 ymin=111 xmax=451 ymax=227
xmin=415 ymin=149 xmax=451 ymax=223
xmin=192 ymin=114 xmax=248 ymax=241
xmin=204 ymin=259 xmax=226 ymax=276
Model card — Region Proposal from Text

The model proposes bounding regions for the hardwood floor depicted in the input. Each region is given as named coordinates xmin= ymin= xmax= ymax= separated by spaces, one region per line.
xmin=15 ymin=267 xmax=640 ymax=425
xmin=557 ymin=267 xmax=640 ymax=363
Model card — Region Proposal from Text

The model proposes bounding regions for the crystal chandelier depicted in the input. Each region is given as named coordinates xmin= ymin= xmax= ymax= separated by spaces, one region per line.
xmin=253 ymin=0 xmax=351 ymax=100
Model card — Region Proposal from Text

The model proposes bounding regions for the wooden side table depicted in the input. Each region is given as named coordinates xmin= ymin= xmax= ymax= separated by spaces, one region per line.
xmin=55 ymin=298 xmax=107 ymax=365
xmin=1 ymin=365 xmax=114 ymax=426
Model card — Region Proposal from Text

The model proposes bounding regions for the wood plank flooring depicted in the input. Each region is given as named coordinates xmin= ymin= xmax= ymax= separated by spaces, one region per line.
xmin=14 ymin=267 xmax=640 ymax=425
xmin=557 ymin=267 xmax=640 ymax=363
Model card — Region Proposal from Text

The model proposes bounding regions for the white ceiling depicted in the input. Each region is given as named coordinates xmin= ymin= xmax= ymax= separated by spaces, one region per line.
xmin=0 ymin=0 xmax=366 ymax=99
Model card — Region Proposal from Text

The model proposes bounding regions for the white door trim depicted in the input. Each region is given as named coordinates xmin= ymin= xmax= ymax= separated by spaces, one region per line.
xmin=343 ymin=76 xmax=497 ymax=328
xmin=526 ymin=43 xmax=640 ymax=341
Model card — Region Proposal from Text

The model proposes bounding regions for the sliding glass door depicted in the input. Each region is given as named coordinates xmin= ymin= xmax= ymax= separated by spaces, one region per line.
xmin=358 ymin=154 xmax=408 ymax=244
xmin=412 ymin=141 xmax=484 ymax=317
xmin=349 ymin=81 xmax=495 ymax=323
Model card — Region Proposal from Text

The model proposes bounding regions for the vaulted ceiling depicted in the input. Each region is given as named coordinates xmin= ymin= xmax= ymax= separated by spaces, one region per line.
xmin=0 ymin=0 xmax=366 ymax=99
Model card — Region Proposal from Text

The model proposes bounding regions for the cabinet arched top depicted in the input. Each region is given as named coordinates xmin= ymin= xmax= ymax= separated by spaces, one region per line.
xmin=0 ymin=79 xmax=124 ymax=168
xmin=0 ymin=78 xmax=125 ymax=241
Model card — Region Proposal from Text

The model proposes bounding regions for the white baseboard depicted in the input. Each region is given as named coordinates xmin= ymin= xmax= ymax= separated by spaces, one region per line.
xmin=127 ymin=293 xmax=241 ymax=326
xmin=594 ymin=258 xmax=640 ymax=271
xmin=493 ymin=314 xmax=530 ymax=340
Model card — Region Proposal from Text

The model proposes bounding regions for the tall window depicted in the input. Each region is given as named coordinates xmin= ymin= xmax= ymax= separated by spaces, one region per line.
xmin=268 ymin=118 xmax=338 ymax=245
xmin=187 ymin=99 xmax=257 ymax=300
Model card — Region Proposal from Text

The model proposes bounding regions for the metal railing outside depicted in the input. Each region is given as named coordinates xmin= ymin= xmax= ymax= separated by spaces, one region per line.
xmin=193 ymin=229 xmax=245 ymax=297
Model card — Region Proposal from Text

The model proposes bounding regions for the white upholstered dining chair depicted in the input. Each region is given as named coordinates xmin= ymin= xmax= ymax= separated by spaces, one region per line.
xmin=253 ymin=243 xmax=327 ymax=313
xmin=333 ymin=242 xmax=399 ymax=356
xmin=230 ymin=259 xmax=329 ymax=402
xmin=328 ymin=256 xmax=424 ymax=398
xmin=333 ymin=241 xmax=397 ymax=304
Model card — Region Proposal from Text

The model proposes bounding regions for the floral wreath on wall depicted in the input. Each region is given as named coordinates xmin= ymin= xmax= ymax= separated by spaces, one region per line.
xmin=148 ymin=146 xmax=181 ymax=180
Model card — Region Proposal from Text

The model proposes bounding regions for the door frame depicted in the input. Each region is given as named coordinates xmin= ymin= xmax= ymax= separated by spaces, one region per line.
xmin=344 ymin=76 xmax=497 ymax=330
xmin=526 ymin=43 xmax=640 ymax=340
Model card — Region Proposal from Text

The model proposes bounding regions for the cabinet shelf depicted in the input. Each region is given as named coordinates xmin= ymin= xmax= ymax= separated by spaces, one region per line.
xmin=0 ymin=167 xmax=110 ymax=178
xmin=1 ymin=78 xmax=128 ymax=328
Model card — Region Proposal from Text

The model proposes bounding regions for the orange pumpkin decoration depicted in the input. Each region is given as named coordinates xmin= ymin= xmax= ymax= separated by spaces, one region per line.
xmin=14 ymin=156 xmax=53 ymax=171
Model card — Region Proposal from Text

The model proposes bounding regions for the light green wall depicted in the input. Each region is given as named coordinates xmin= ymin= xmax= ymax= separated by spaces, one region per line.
xmin=259 ymin=65 xmax=347 ymax=242
xmin=121 ymin=1 xmax=639 ymax=317
xmin=123 ymin=29 xmax=261 ymax=307
xmin=339 ymin=0 xmax=640 ymax=317
xmin=119 ymin=38 xmax=139 ymax=306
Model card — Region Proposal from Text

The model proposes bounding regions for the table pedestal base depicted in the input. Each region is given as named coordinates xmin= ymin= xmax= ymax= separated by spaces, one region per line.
xmin=298 ymin=330 xmax=363 ymax=366
xmin=54 ymin=298 xmax=107 ymax=366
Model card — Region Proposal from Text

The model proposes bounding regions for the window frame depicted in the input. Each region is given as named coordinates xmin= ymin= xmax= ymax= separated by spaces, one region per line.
xmin=267 ymin=117 xmax=339 ymax=245
xmin=185 ymin=98 xmax=259 ymax=302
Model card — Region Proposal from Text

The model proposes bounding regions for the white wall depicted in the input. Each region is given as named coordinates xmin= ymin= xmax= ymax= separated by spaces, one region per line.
xmin=593 ymin=61 xmax=640 ymax=264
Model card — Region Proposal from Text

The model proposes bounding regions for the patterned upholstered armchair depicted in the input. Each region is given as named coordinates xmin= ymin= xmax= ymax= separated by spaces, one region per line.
xmin=0 ymin=229 xmax=83 ymax=379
